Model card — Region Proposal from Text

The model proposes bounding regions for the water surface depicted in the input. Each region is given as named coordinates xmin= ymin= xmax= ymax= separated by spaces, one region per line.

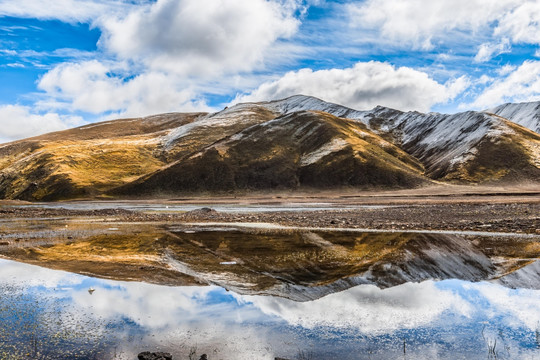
xmin=1 ymin=221 xmax=539 ymax=359
xmin=0 ymin=259 xmax=539 ymax=360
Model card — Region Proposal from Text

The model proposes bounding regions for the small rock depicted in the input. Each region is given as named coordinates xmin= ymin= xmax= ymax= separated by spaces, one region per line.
xmin=199 ymin=355 xmax=208 ymax=360
xmin=137 ymin=351 xmax=173 ymax=360
xmin=186 ymin=207 xmax=217 ymax=216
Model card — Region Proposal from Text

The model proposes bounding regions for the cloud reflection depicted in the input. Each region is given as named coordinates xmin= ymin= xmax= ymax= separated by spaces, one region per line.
xmin=1 ymin=259 xmax=539 ymax=359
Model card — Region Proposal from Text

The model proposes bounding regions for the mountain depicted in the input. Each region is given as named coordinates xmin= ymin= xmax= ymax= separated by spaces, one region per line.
xmin=357 ymin=107 xmax=540 ymax=182
xmin=6 ymin=224 xmax=539 ymax=300
xmin=489 ymin=101 xmax=540 ymax=133
xmin=117 ymin=109 xmax=427 ymax=195
xmin=0 ymin=95 xmax=539 ymax=200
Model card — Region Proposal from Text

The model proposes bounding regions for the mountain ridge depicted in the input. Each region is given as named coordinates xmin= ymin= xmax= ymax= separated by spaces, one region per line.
xmin=0 ymin=95 xmax=539 ymax=200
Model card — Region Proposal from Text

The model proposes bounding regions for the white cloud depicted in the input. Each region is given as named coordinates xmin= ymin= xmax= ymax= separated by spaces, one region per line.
xmin=37 ymin=60 xmax=211 ymax=117
xmin=348 ymin=0 xmax=540 ymax=51
xmin=496 ymin=64 xmax=516 ymax=76
xmin=0 ymin=259 xmax=82 ymax=288
xmin=473 ymin=283 xmax=540 ymax=331
xmin=0 ymin=0 xmax=137 ymax=23
xmin=235 ymin=61 xmax=469 ymax=112
xmin=5 ymin=63 xmax=25 ymax=68
xmin=468 ymin=60 xmax=540 ymax=108
xmin=98 ymin=0 xmax=301 ymax=77
xmin=347 ymin=0 xmax=516 ymax=50
xmin=0 ymin=104 xmax=83 ymax=142
xmin=495 ymin=1 xmax=540 ymax=45
xmin=474 ymin=39 xmax=511 ymax=63
xmin=242 ymin=281 xmax=471 ymax=334
xmin=29 ymin=0 xmax=305 ymax=117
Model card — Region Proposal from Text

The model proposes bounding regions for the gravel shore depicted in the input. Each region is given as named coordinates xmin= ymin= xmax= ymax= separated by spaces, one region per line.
xmin=1 ymin=199 xmax=538 ymax=234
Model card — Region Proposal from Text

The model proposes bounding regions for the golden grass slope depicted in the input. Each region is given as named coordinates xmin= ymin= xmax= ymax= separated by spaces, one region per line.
xmin=0 ymin=113 xmax=202 ymax=200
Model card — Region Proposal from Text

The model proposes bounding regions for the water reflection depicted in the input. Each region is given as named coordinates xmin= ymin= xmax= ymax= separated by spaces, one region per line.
xmin=1 ymin=221 xmax=539 ymax=300
xmin=17 ymin=201 xmax=392 ymax=213
xmin=0 ymin=259 xmax=539 ymax=359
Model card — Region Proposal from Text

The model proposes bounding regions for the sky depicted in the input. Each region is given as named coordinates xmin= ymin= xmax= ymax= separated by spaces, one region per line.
xmin=1 ymin=0 xmax=540 ymax=142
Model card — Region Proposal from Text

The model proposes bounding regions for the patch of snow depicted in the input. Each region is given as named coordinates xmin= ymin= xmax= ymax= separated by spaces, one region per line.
xmin=162 ymin=103 xmax=271 ymax=149
xmin=356 ymin=108 xmax=514 ymax=173
xmin=300 ymin=138 xmax=349 ymax=166
xmin=353 ymin=129 xmax=371 ymax=138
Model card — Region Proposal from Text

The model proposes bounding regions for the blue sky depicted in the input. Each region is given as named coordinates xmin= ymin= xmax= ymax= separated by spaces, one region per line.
xmin=1 ymin=0 xmax=540 ymax=141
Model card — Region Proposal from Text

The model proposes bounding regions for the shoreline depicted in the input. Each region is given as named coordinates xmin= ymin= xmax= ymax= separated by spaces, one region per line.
xmin=1 ymin=194 xmax=539 ymax=234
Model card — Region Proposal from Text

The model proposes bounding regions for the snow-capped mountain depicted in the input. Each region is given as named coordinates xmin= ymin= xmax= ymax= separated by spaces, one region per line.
xmin=0 ymin=94 xmax=539 ymax=200
xmin=255 ymin=95 xmax=540 ymax=181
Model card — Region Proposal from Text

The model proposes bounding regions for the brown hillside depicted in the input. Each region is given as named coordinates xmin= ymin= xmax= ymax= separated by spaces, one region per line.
xmin=115 ymin=111 xmax=429 ymax=195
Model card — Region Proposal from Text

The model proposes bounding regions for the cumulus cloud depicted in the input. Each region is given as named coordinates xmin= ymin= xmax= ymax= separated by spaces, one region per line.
xmin=0 ymin=104 xmax=83 ymax=142
xmin=468 ymin=60 xmax=540 ymax=108
xmin=0 ymin=259 xmax=82 ymax=288
xmin=496 ymin=64 xmax=517 ymax=76
xmin=348 ymin=0 xmax=540 ymax=50
xmin=98 ymin=0 xmax=301 ymax=76
xmin=37 ymin=60 xmax=211 ymax=117
xmin=235 ymin=61 xmax=469 ymax=112
xmin=29 ymin=0 xmax=305 ymax=117
xmin=473 ymin=283 xmax=540 ymax=331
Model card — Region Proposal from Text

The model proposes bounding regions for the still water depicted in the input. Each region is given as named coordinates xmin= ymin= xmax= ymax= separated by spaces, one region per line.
xmin=0 ymin=220 xmax=539 ymax=359
xmin=17 ymin=201 xmax=396 ymax=213
xmin=0 ymin=258 xmax=539 ymax=360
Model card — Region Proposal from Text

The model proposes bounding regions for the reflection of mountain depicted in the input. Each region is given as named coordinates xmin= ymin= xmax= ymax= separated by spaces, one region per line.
xmin=3 ymin=223 xmax=539 ymax=300
xmin=496 ymin=260 xmax=540 ymax=289
xmin=1 ymin=95 xmax=539 ymax=200
xmin=162 ymin=228 xmax=540 ymax=300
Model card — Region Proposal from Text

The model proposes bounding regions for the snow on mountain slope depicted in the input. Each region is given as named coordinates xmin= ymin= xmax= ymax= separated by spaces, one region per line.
xmin=158 ymin=95 xmax=540 ymax=185
xmin=255 ymin=96 xmax=530 ymax=180
xmin=352 ymin=108 xmax=540 ymax=181
xmin=161 ymin=103 xmax=277 ymax=160
xmin=488 ymin=101 xmax=540 ymax=134
xmin=257 ymin=95 xmax=368 ymax=121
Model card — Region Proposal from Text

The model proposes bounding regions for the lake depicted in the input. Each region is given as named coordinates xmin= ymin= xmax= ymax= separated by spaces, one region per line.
xmin=0 ymin=220 xmax=539 ymax=359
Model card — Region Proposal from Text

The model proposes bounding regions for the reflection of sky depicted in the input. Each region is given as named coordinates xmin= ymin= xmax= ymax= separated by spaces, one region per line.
xmin=0 ymin=259 xmax=539 ymax=360
xmin=18 ymin=201 xmax=395 ymax=213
